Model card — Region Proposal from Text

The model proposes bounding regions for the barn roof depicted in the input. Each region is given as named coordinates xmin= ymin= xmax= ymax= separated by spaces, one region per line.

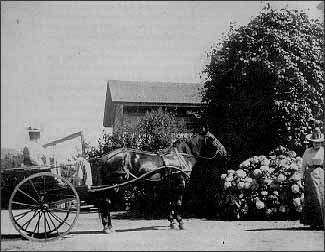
xmin=107 ymin=80 xmax=203 ymax=104
xmin=103 ymin=80 xmax=204 ymax=127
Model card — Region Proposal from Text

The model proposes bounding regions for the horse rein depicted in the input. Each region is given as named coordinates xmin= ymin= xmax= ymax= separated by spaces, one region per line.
xmin=196 ymin=151 xmax=220 ymax=160
xmin=173 ymin=148 xmax=191 ymax=172
xmin=172 ymin=145 xmax=219 ymax=160
xmin=172 ymin=138 xmax=221 ymax=160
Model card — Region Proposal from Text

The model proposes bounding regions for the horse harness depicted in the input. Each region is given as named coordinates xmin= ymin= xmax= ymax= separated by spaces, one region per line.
xmin=102 ymin=148 xmax=186 ymax=181
xmin=88 ymin=137 xmax=226 ymax=193
xmin=120 ymin=142 xmax=222 ymax=180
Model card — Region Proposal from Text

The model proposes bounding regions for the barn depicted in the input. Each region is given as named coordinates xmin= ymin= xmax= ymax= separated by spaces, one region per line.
xmin=103 ymin=80 xmax=203 ymax=132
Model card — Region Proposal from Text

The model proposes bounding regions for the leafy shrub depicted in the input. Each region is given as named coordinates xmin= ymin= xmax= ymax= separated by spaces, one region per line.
xmin=87 ymin=107 xmax=186 ymax=158
xmin=135 ymin=107 xmax=187 ymax=152
xmin=1 ymin=153 xmax=24 ymax=169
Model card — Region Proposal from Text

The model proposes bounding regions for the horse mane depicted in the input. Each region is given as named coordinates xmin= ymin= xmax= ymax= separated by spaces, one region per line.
xmin=103 ymin=148 xmax=125 ymax=160
xmin=100 ymin=134 xmax=226 ymax=167
xmin=103 ymin=147 xmax=160 ymax=162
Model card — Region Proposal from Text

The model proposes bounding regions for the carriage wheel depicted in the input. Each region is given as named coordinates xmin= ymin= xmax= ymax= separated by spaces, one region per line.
xmin=8 ymin=172 xmax=80 ymax=242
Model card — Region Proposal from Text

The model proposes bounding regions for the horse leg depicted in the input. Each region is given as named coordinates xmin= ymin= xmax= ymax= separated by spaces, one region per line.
xmin=165 ymin=177 xmax=177 ymax=229
xmin=174 ymin=176 xmax=185 ymax=230
xmin=97 ymin=195 xmax=114 ymax=233
xmin=167 ymin=201 xmax=176 ymax=229
xmin=175 ymin=194 xmax=184 ymax=230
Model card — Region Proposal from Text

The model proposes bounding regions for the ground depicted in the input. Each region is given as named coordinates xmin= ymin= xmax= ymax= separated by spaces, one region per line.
xmin=1 ymin=210 xmax=324 ymax=251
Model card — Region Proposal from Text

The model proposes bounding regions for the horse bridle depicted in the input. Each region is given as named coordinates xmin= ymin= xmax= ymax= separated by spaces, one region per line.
xmin=196 ymin=137 xmax=223 ymax=160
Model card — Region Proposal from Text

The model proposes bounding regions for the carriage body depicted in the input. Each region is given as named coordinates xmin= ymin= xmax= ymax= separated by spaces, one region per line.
xmin=1 ymin=165 xmax=93 ymax=209
xmin=1 ymin=166 xmax=53 ymax=208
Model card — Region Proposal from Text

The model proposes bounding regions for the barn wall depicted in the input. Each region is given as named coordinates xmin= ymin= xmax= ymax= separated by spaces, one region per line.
xmin=116 ymin=104 xmax=200 ymax=132
xmin=113 ymin=104 xmax=124 ymax=130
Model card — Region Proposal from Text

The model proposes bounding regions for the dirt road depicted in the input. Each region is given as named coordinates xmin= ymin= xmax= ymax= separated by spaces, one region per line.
xmin=1 ymin=210 xmax=324 ymax=251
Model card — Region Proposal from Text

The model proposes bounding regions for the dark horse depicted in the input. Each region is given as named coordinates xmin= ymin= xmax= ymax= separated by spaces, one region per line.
xmin=90 ymin=133 xmax=227 ymax=233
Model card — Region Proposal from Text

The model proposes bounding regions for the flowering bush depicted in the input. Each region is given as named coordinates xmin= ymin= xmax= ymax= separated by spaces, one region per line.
xmin=220 ymin=146 xmax=304 ymax=220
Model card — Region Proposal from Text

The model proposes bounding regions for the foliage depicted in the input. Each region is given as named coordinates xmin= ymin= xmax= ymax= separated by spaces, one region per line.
xmin=202 ymin=6 xmax=324 ymax=167
xmin=86 ymin=125 xmax=137 ymax=159
xmin=135 ymin=107 xmax=187 ymax=152
xmin=1 ymin=153 xmax=24 ymax=169
xmin=87 ymin=107 xmax=186 ymax=158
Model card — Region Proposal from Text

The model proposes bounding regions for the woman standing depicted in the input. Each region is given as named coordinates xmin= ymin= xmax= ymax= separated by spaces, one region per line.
xmin=299 ymin=127 xmax=324 ymax=230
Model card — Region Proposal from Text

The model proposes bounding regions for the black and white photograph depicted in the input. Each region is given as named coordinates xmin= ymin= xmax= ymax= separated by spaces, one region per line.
xmin=1 ymin=1 xmax=324 ymax=251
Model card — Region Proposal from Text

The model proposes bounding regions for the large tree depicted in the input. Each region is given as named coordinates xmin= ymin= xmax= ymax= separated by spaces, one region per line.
xmin=202 ymin=6 xmax=324 ymax=167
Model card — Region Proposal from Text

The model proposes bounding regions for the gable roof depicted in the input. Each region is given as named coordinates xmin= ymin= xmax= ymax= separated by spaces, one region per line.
xmin=107 ymin=80 xmax=203 ymax=104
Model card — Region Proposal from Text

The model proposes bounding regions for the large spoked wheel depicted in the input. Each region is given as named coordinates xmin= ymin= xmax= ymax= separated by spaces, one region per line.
xmin=8 ymin=172 xmax=80 ymax=242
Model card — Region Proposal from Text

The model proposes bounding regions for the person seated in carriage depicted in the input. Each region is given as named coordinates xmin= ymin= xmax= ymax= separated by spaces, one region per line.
xmin=22 ymin=127 xmax=51 ymax=167
xmin=22 ymin=128 xmax=93 ymax=189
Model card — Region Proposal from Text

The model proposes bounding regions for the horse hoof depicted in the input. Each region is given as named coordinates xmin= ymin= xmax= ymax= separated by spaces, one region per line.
xmin=170 ymin=223 xmax=176 ymax=229
xmin=103 ymin=229 xmax=110 ymax=234
xmin=103 ymin=227 xmax=115 ymax=234
xmin=179 ymin=223 xmax=185 ymax=230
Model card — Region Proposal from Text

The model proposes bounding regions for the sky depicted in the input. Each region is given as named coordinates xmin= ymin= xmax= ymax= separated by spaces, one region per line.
xmin=1 ymin=1 xmax=323 ymax=150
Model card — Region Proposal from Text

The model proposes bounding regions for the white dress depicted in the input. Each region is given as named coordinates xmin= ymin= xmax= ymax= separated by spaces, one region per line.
xmin=299 ymin=146 xmax=324 ymax=175
xmin=299 ymin=146 xmax=324 ymax=227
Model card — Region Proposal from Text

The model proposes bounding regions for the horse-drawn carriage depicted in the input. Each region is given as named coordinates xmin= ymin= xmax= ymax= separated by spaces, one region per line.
xmin=4 ymin=133 xmax=227 ymax=242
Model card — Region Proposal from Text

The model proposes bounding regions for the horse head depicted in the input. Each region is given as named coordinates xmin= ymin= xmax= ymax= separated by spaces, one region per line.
xmin=188 ymin=133 xmax=227 ymax=160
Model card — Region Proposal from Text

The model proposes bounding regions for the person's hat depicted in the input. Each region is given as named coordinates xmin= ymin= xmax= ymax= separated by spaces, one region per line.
xmin=306 ymin=127 xmax=324 ymax=142
xmin=26 ymin=127 xmax=41 ymax=141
